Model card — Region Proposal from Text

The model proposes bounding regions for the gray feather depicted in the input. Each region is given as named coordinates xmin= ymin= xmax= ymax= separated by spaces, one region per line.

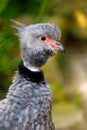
xmin=11 ymin=19 xmax=26 ymax=28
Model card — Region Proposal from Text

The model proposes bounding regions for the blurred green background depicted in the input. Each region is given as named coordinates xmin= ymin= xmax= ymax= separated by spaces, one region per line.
xmin=0 ymin=0 xmax=87 ymax=129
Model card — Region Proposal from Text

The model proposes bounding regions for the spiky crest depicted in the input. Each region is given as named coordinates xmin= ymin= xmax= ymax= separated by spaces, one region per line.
xmin=11 ymin=19 xmax=26 ymax=31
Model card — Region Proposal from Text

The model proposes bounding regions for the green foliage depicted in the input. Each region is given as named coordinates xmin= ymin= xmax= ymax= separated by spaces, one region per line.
xmin=53 ymin=102 xmax=78 ymax=116
xmin=0 ymin=0 xmax=8 ymax=15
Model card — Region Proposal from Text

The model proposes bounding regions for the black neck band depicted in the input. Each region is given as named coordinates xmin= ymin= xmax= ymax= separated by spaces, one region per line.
xmin=18 ymin=61 xmax=45 ymax=83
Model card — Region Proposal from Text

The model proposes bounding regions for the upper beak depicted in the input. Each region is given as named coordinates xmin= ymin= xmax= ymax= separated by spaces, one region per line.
xmin=56 ymin=41 xmax=65 ymax=53
xmin=45 ymin=38 xmax=65 ymax=53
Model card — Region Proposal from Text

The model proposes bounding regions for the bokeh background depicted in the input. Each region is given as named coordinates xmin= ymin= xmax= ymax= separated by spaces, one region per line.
xmin=0 ymin=0 xmax=87 ymax=129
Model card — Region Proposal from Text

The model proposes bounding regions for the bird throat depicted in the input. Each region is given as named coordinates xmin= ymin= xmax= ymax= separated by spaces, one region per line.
xmin=24 ymin=62 xmax=39 ymax=72
xmin=18 ymin=61 xmax=45 ymax=83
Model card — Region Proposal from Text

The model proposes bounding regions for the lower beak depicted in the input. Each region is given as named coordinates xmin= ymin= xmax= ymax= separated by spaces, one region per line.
xmin=45 ymin=38 xmax=65 ymax=53
xmin=56 ymin=41 xmax=65 ymax=53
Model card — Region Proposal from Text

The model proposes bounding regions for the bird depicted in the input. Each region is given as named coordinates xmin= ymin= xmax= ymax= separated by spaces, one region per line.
xmin=0 ymin=20 xmax=65 ymax=130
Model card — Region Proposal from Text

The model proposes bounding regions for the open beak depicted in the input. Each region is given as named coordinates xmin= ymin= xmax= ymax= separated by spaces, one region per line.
xmin=45 ymin=38 xmax=65 ymax=53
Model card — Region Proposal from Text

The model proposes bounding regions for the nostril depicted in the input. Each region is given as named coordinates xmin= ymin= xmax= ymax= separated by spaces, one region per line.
xmin=56 ymin=41 xmax=61 ymax=46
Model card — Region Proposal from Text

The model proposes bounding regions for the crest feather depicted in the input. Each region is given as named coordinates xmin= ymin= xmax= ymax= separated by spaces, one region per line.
xmin=11 ymin=19 xmax=26 ymax=29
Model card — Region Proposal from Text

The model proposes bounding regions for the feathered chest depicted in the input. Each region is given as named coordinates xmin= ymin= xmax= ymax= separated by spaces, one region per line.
xmin=2 ymin=62 xmax=53 ymax=130
xmin=10 ymin=61 xmax=52 ymax=112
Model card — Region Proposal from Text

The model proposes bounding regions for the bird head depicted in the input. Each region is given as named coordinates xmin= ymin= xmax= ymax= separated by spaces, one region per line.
xmin=12 ymin=20 xmax=65 ymax=69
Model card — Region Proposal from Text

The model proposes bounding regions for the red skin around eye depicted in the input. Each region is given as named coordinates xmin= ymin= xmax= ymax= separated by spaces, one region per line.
xmin=42 ymin=37 xmax=64 ymax=53
xmin=44 ymin=38 xmax=58 ymax=50
xmin=44 ymin=38 xmax=53 ymax=44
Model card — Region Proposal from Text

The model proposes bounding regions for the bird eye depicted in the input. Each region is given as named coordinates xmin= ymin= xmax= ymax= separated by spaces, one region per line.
xmin=39 ymin=36 xmax=46 ymax=41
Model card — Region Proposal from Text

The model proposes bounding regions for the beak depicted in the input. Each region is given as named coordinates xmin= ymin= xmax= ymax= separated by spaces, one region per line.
xmin=45 ymin=38 xmax=65 ymax=53
xmin=55 ymin=41 xmax=65 ymax=53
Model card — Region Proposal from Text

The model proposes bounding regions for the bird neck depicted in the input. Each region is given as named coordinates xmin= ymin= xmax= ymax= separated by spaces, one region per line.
xmin=24 ymin=61 xmax=39 ymax=72
xmin=6 ymin=62 xmax=46 ymax=106
xmin=18 ymin=61 xmax=45 ymax=83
